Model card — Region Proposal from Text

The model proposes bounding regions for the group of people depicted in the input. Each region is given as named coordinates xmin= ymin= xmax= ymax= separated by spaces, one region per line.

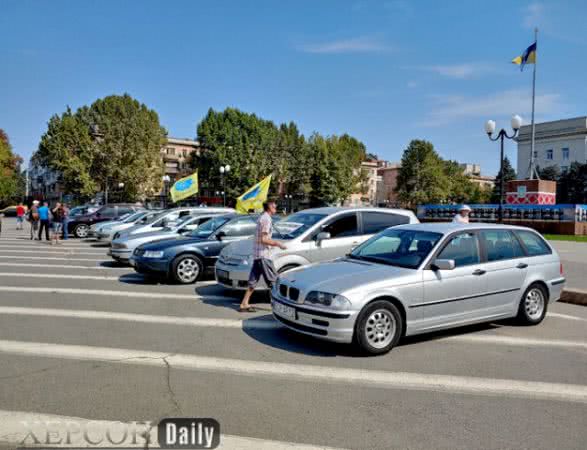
xmin=20 ymin=201 xmax=70 ymax=244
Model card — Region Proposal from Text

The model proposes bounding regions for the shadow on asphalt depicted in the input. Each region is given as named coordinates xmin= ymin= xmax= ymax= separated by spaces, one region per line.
xmin=91 ymin=243 xmax=110 ymax=248
xmin=99 ymin=261 xmax=127 ymax=268
xmin=118 ymin=273 xmax=161 ymax=285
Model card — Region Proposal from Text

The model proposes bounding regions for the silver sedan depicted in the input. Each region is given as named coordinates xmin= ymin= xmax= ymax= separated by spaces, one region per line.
xmin=272 ymin=223 xmax=565 ymax=355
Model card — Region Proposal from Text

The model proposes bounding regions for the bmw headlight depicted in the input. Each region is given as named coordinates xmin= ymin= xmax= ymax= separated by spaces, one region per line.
xmin=304 ymin=291 xmax=351 ymax=310
xmin=143 ymin=250 xmax=164 ymax=258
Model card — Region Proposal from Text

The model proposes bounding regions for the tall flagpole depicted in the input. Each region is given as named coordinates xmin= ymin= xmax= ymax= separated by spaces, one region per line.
xmin=529 ymin=27 xmax=538 ymax=179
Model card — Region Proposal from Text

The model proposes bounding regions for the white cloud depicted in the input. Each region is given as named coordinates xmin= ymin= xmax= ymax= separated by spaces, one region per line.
xmin=411 ymin=62 xmax=500 ymax=79
xmin=421 ymin=89 xmax=564 ymax=127
xmin=296 ymin=35 xmax=393 ymax=54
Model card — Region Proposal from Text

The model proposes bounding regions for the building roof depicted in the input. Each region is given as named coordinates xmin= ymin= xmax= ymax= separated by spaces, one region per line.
xmin=517 ymin=116 xmax=587 ymax=142
xmin=167 ymin=137 xmax=201 ymax=146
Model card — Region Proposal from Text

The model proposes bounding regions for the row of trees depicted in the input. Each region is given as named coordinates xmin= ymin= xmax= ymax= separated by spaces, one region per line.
xmin=35 ymin=94 xmax=167 ymax=201
xmin=0 ymin=130 xmax=25 ymax=207
xmin=538 ymin=163 xmax=587 ymax=204
xmin=395 ymin=140 xmax=494 ymax=206
xmin=194 ymin=108 xmax=367 ymax=205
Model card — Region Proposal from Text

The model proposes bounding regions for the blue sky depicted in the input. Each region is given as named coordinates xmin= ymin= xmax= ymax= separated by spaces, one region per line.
xmin=1 ymin=0 xmax=586 ymax=175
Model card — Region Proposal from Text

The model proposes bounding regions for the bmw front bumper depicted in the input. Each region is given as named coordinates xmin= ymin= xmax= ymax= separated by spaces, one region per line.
xmin=270 ymin=293 xmax=357 ymax=344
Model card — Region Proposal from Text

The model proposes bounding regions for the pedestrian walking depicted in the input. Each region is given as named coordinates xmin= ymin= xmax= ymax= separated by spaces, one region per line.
xmin=38 ymin=201 xmax=51 ymax=241
xmin=239 ymin=200 xmax=286 ymax=313
xmin=51 ymin=203 xmax=64 ymax=245
xmin=452 ymin=205 xmax=472 ymax=224
xmin=15 ymin=203 xmax=26 ymax=230
xmin=28 ymin=200 xmax=40 ymax=240
xmin=61 ymin=203 xmax=70 ymax=240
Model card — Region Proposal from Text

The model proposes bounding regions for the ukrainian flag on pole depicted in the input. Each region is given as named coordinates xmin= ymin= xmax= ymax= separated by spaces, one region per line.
xmin=170 ymin=171 xmax=199 ymax=203
xmin=512 ymin=41 xmax=537 ymax=71
xmin=235 ymin=175 xmax=272 ymax=214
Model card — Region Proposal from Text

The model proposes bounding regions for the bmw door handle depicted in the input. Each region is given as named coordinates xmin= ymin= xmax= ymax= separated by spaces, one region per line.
xmin=516 ymin=263 xmax=528 ymax=269
xmin=472 ymin=269 xmax=486 ymax=276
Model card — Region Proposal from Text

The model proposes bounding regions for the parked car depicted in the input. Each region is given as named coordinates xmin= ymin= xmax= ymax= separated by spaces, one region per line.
xmin=69 ymin=204 xmax=100 ymax=218
xmin=216 ymin=207 xmax=418 ymax=290
xmin=110 ymin=213 xmax=223 ymax=264
xmin=67 ymin=203 xmax=143 ymax=238
xmin=272 ymin=223 xmax=565 ymax=355
xmin=113 ymin=207 xmax=234 ymax=241
xmin=131 ymin=214 xmax=259 ymax=284
xmin=0 ymin=206 xmax=17 ymax=217
xmin=95 ymin=210 xmax=162 ymax=242
xmin=88 ymin=211 xmax=138 ymax=237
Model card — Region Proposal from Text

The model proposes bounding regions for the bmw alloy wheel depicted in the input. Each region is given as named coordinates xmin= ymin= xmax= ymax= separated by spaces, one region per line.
xmin=524 ymin=287 xmax=545 ymax=320
xmin=364 ymin=309 xmax=396 ymax=350
xmin=75 ymin=224 xmax=89 ymax=238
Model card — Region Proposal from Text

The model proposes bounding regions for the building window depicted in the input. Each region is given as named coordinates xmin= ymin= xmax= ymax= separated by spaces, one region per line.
xmin=167 ymin=147 xmax=175 ymax=156
xmin=561 ymin=166 xmax=568 ymax=173
xmin=546 ymin=149 xmax=553 ymax=160
xmin=562 ymin=148 xmax=569 ymax=160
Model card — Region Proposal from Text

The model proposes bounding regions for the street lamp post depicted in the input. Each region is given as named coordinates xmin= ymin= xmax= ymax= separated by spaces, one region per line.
xmin=118 ymin=182 xmax=125 ymax=203
xmin=285 ymin=194 xmax=293 ymax=213
xmin=162 ymin=175 xmax=171 ymax=208
xmin=219 ymin=165 xmax=230 ymax=206
xmin=485 ymin=114 xmax=523 ymax=223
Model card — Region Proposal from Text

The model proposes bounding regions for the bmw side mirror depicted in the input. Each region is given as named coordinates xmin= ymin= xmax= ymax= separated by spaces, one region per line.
xmin=316 ymin=231 xmax=331 ymax=246
xmin=431 ymin=259 xmax=455 ymax=271
xmin=216 ymin=231 xmax=226 ymax=241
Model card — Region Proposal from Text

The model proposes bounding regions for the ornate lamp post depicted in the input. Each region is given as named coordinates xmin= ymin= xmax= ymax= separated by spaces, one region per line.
xmin=485 ymin=114 xmax=523 ymax=223
xmin=219 ymin=165 xmax=230 ymax=206
xmin=162 ymin=175 xmax=171 ymax=208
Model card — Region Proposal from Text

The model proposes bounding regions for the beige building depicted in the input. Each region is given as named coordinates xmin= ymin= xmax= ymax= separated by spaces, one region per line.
xmin=161 ymin=137 xmax=202 ymax=182
xmin=376 ymin=163 xmax=402 ymax=206
xmin=460 ymin=163 xmax=495 ymax=189
xmin=345 ymin=160 xmax=382 ymax=206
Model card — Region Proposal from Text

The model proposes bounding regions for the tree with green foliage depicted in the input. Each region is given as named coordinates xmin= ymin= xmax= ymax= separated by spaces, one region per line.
xmin=443 ymin=160 xmax=477 ymax=204
xmin=558 ymin=162 xmax=587 ymax=204
xmin=0 ymin=129 xmax=23 ymax=206
xmin=537 ymin=165 xmax=561 ymax=181
xmin=491 ymin=156 xmax=517 ymax=204
xmin=36 ymin=94 xmax=167 ymax=201
xmin=395 ymin=140 xmax=449 ymax=207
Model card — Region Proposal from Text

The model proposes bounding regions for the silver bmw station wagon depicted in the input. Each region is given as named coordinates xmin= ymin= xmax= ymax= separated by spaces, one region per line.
xmin=272 ymin=223 xmax=565 ymax=355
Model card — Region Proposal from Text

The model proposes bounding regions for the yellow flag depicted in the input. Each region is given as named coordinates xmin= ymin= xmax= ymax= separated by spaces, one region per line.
xmin=235 ymin=175 xmax=272 ymax=214
xmin=170 ymin=171 xmax=198 ymax=203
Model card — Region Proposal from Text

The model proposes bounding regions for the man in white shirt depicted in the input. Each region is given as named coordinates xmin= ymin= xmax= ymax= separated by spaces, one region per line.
xmin=239 ymin=200 xmax=286 ymax=313
xmin=453 ymin=205 xmax=472 ymax=224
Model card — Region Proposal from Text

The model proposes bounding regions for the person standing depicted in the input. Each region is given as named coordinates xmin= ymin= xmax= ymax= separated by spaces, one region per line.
xmin=51 ymin=203 xmax=64 ymax=245
xmin=15 ymin=203 xmax=26 ymax=230
xmin=61 ymin=203 xmax=70 ymax=240
xmin=38 ymin=201 xmax=51 ymax=241
xmin=452 ymin=205 xmax=472 ymax=224
xmin=28 ymin=200 xmax=40 ymax=240
xmin=239 ymin=201 xmax=286 ymax=313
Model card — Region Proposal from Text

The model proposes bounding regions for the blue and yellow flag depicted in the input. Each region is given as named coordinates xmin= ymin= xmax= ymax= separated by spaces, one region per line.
xmin=235 ymin=175 xmax=272 ymax=214
xmin=170 ymin=171 xmax=198 ymax=203
xmin=512 ymin=42 xmax=537 ymax=71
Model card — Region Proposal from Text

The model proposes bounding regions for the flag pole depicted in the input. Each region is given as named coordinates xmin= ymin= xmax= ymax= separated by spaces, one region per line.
xmin=529 ymin=27 xmax=538 ymax=179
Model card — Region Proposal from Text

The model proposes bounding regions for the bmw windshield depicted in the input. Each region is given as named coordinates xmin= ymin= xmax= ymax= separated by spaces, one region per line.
xmin=350 ymin=229 xmax=443 ymax=269
xmin=187 ymin=216 xmax=231 ymax=238
xmin=273 ymin=212 xmax=327 ymax=240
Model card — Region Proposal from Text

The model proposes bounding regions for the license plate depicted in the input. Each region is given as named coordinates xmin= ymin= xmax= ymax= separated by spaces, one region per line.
xmin=274 ymin=301 xmax=295 ymax=319
xmin=216 ymin=269 xmax=229 ymax=279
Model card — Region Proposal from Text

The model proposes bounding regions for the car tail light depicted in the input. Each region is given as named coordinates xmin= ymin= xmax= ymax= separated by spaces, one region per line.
xmin=560 ymin=262 xmax=564 ymax=276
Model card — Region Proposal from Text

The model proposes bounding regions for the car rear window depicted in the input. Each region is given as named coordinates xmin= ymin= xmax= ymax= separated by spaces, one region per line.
xmin=481 ymin=230 xmax=525 ymax=261
xmin=515 ymin=230 xmax=552 ymax=256
xmin=361 ymin=212 xmax=410 ymax=235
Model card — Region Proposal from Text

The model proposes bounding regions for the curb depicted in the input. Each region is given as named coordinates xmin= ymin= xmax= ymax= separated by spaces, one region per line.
xmin=560 ymin=289 xmax=587 ymax=306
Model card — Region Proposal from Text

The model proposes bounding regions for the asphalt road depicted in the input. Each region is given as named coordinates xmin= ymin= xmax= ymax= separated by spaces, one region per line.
xmin=550 ymin=240 xmax=587 ymax=291
xmin=0 ymin=218 xmax=585 ymax=450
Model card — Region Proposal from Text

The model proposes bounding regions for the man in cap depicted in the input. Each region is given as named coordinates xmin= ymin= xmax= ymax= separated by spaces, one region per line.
xmin=453 ymin=205 xmax=472 ymax=224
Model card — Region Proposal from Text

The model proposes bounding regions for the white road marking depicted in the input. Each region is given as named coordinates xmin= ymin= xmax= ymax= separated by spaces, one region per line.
xmin=441 ymin=334 xmax=587 ymax=350
xmin=549 ymin=312 xmax=587 ymax=322
xmin=0 ymin=286 xmax=230 ymax=301
xmin=0 ymin=243 xmax=101 ymax=250
xmin=0 ymin=249 xmax=105 ymax=255
xmin=0 ymin=262 xmax=125 ymax=270
xmin=0 ymin=272 xmax=140 ymax=281
xmin=0 ymin=256 xmax=108 ymax=262
xmin=0 ymin=307 xmax=280 ymax=330
xmin=0 ymin=410 xmax=341 ymax=449
xmin=0 ymin=340 xmax=585 ymax=404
